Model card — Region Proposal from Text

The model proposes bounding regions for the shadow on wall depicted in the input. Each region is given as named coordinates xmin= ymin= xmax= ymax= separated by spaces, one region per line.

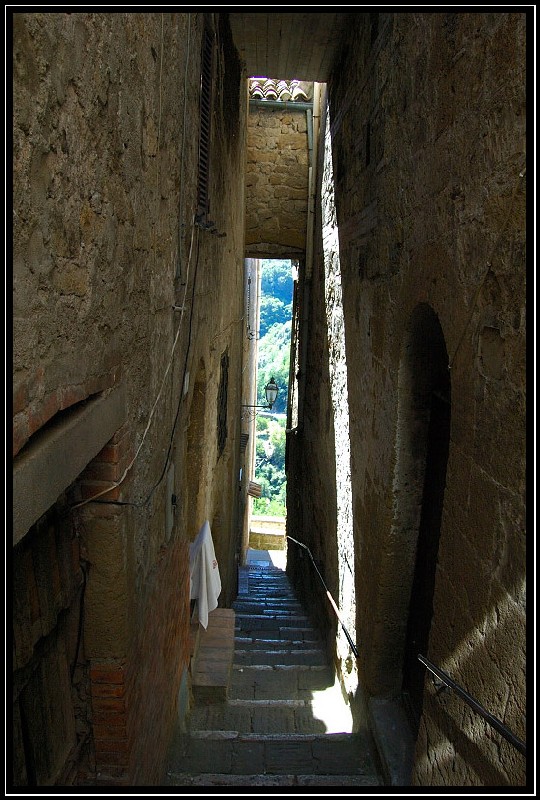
xmin=419 ymin=695 xmax=518 ymax=787
xmin=414 ymin=576 xmax=527 ymax=786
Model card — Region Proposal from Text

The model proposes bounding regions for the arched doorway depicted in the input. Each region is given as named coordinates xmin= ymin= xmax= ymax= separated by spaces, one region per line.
xmin=395 ymin=304 xmax=451 ymax=735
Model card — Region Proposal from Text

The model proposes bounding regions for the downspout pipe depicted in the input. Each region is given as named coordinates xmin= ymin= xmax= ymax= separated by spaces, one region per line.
xmin=305 ymin=108 xmax=314 ymax=281
xmin=298 ymin=84 xmax=321 ymax=428
xmin=306 ymin=84 xmax=321 ymax=280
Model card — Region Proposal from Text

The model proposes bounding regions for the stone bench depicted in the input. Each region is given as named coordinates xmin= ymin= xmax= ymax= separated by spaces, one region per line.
xmin=190 ymin=608 xmax=236 ymax=704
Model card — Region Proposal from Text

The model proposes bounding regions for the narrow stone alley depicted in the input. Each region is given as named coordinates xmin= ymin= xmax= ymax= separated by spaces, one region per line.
xmin=12 ymin=13 xmax=527 ymax=789
xmin=165 ymin=551 xmax=382 ymax=787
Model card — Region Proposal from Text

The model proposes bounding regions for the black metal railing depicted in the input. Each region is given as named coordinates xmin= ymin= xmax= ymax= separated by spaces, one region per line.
xmin=286 ymin=536 xmax=525 ymax=758
xmin=418 ymin=654 xmax=526 ymax=757
xmin=286 ymin=535 xmax=358 ymax=658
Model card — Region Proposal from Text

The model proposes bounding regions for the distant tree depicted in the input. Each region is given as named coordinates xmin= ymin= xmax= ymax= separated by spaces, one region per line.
xmin=269 ymin=425 xmax=285 ymax=465
xmin=261 ymin=259 xmax=293 ymax=308
xmin=256 ymin=416 xmax=269 ymax=434
xmin=252 ymin=260 xmax=293 ymax=518
xmin=259 ymin=295 xmax=291 ymax=338
xmin=257 ymin=321 xmax=291 ymax=414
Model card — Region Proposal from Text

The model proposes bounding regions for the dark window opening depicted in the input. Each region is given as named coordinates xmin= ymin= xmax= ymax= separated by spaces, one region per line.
xmin=217 ymin=350 xmax=229 ymax=457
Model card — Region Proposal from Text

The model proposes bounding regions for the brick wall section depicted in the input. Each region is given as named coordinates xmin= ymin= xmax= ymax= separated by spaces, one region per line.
xmin=79 ymin=423 xmax=190 ymax=786
xmin=12 ymin=365 xmax=120 ymax=457
xmin=78 ymin=423 xmax=133 ymax=503
xmin=88 ymin=665 xmax=130 ymax=784
xmin=88 ymin=536 xmax=190 ymax=786
xmin=130 ymin=535 xmax=191 ymax=785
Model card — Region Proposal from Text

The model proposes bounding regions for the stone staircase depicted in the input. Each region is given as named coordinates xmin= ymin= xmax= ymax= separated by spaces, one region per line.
xmin=165 ymin=560 xmax=382 ymax=787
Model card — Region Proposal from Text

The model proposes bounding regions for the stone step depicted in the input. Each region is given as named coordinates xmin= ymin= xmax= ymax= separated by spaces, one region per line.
xmin=167 ymin=731 xmax=380 ymax=781
xmin=165 ymin=561 xmax=382 ymax=787
xmin=191 ymin=609 xmax=235 ymax=704
xmin=233 ymin=608 xmax=305 ymax=619
xmin=247 ymin=566 xmax=287 ymax=571
xmin=230 ymin=664 xmax=334 ymax=701
xmin=232 ymin=600 xmax=303 ymax=612
xmin=166 ymin=772 xmax=380 ymax=787
xmin=235 ymin=635 xmax=322 ymax=649
xmin=246 ymin=589 xmax=295 ymax=599
xmin=236 ymin=586 xmax=297 ymax=595
xmin=235 ymin=627 xmax=321 ymax=643
xmin=187 ymin=697 xmax=331 ymax=736
xmin=234 ymin=648 xmax=327 ymax=667
xmin=235 ymin=613 xmax=312 ymax=629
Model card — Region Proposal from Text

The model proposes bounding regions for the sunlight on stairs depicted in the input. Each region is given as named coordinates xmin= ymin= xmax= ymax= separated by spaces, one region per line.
xmin=310 ymin=673 xmax=354 ymax=734
xmin=165 ymin=548 xmax=381 ymax=787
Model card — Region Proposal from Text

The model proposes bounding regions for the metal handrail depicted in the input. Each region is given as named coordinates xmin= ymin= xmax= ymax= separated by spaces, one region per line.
xmin=286 ymin=535 xmax=358 ymax=658
xmin=418 ymin=654 xmax=526 ymax=757
xmin=286 ymin=537 xmax=525 ymax=757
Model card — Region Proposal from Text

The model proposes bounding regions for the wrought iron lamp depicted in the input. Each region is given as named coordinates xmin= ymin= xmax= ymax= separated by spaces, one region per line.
xmin=242 ymin=377 xmax=279 ymax=411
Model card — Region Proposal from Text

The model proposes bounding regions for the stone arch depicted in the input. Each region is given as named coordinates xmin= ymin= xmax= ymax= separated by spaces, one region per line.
xmin=391 ymin=303 xmax=451 ymax=732
xmin=185 ymin=359 xmax=208 ymax=542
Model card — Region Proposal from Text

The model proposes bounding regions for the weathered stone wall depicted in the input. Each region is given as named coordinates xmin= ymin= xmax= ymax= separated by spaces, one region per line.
xmin=245 ymin=104 xmax=309 ymax=257
xmin=249 ymin=515 xmax=286 ymax=551
xmin=288 ymin=11 xmax=526 ymax=787
xmin=12 ymin=11 xmax=246 ymax=786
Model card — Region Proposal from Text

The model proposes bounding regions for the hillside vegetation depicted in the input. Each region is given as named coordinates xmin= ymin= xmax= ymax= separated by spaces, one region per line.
xmin=253 ymin=259 xmax=293 ymax=516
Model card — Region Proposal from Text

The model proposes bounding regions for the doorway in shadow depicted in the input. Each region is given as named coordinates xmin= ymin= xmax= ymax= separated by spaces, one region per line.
xmin=396 ymin=304 xmax=451 ymax=736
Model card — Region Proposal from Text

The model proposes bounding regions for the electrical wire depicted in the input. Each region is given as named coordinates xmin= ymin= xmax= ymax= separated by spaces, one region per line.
xmin=142 ymin=229 xmax=201 ymax=506
xmin=70 ymin=559 xmax=88 ymax=684
xmin=70 ymin=223 xmax=198 ymax=512
xmin=69 ymin=15 xmax=202 ymax=513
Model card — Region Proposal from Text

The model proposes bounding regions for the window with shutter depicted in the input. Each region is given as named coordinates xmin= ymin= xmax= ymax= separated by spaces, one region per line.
xmin=197 ymin=25 xmax=214 ymax=225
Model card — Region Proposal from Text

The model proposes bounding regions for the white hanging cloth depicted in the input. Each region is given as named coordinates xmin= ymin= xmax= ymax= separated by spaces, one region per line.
xmin=189 ymin=520 xmax=221 ymax=629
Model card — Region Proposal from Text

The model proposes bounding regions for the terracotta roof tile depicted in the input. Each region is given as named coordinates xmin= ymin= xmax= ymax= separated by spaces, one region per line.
xmin=249 ymin=78 xmax=312 ymax=103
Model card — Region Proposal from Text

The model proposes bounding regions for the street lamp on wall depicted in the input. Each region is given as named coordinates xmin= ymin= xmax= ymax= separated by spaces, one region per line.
xmin=242 ymin=377 xmax=279 ymax=411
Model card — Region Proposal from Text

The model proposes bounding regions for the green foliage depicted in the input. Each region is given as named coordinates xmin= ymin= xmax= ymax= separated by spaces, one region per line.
xmin=256 ymin=416 xmax=269 ymax=433
xmin=253 ymin=417 xmax=287 ymax=517
xmin=257 ymin=320 xmax=291 ymax=414
xmin=253 ymin=260 xmax=293 ymax=518
xmin=258 ymin=259 xmax=293 ymax=338
xmin=260 ymin=259 xmax=293 ymax=307
xmin=253 ymin=496 xmax=287 ymax=517
xmin=259 ymin=295 xmax=291 ymax=339
xmin=269 ymin=424 xmax=285 ymax=463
